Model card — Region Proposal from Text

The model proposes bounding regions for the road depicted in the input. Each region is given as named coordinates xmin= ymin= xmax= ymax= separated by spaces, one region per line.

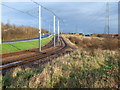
xmin=2 ymin=34 xmax=52 ymax=44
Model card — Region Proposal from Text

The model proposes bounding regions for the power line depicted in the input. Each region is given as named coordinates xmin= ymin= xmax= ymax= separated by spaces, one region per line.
xmin=1 ymin=3 xmax=55 ymax=29
xmin=31 ymin=0 xmax=64 ymax=48
xmin=31 ymin=0 xmax=58 ymax=17
xmin=31 ymin=0 xmax=64 ymax=23
xmin=1 ymin=3 xmax=37 ymax=19
xmin=25 ymin=7 xmax=38 ymax=14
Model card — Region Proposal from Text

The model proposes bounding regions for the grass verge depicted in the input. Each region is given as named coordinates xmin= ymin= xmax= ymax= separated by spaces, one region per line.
xmin=0 ymin=35 xmax=53 ymax=53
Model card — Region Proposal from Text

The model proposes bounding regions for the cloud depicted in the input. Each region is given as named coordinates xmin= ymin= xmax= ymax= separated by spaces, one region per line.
xmin=2 ymin=2 xmax=118 ymax=34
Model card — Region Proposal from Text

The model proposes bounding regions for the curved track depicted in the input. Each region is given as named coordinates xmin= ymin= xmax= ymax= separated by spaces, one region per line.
xmin=1 ymin=37 xmax=54 ymax=58
xmin=0 ymin=36 xmax=72 ymax=70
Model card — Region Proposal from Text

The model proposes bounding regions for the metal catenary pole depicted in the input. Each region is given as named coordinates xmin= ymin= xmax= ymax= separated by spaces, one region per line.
xmin=54 ymin=16 xmax=56 ymax=47
xmin=38 ymin=5 xmax=42 ymax=52
xmin=0 ymin=5 xmax=1 ymax=44
xmin=49 ymin=24 xmax=50 ymax=35
xmin=57 ymin=20 xmax=60 ymax=44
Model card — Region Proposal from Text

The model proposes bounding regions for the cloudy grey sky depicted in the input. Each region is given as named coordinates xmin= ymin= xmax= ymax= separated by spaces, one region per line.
xmin=1 ymin=1 xmax=118 ymax=34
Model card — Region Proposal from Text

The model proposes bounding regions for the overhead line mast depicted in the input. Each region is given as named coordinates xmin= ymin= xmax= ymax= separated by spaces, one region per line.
xmin=54 ymin=16 xmax=56 ymax=47
xmin=38 ymin=5 xmax=42 ymax=52
xmin=2 ymin=1 xmax=63 ymax=51
xmin=31 ymin=0 xmax=62 ymax=49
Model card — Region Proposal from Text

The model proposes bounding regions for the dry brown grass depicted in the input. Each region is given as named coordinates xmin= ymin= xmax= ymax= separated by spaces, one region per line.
xmin=2 ymin=49 xmax=119 ymax=88
xmin=68 ymin=36 xmax=119 ymax=50
xmin=28 ymin=48 xmax=119 ymax=88
xmin=1 ymin=35 xmax=119 ymax=88
xmin=61 ymin=35 xmax=78 ymax=49
xmin=2 ymin=23 xmax=49 ymax=41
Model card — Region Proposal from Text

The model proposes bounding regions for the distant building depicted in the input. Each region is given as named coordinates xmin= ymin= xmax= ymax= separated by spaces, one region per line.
xmin=68 ymin=33 xmax=84 ymax=36
xmin=91 ymin=34 xmax=120 ymax=38
xmin=85 ymin=34 xmax=90 ymax=36
xmin=74 ymin=33 xmax=79 ymax=35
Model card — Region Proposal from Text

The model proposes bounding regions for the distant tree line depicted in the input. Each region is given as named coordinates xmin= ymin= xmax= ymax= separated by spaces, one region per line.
xmin=2 ymin=23 xmax=49 ymax=41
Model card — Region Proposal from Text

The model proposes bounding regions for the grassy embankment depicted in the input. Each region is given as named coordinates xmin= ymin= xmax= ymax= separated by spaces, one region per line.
xmin=1 ymin=34 xmax=119 ymax=88
xmin=0 ymin=35 xmax=53 ymax=53
xmin=2 ymin=23 xmax=49 ymax=41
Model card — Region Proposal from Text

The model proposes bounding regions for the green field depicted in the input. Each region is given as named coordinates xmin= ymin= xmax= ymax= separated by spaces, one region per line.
xmin=0 ymin=36 xmax=53 ymax=53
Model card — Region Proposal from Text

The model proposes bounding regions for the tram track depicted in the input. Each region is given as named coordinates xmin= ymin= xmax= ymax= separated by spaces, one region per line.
xmin=0 ymin=36 xmax=71 ymax=70
xmin=1 ymin=37 xmax=54 ymax=58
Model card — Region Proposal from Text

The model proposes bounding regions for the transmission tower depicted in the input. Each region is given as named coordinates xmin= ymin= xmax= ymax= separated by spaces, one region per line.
xmin=104 ymin=2 xmax=109 ymax=34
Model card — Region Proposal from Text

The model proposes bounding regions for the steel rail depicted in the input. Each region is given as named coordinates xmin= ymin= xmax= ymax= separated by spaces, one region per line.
xmin=0 ymin=37 xmax=68 ymax=70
